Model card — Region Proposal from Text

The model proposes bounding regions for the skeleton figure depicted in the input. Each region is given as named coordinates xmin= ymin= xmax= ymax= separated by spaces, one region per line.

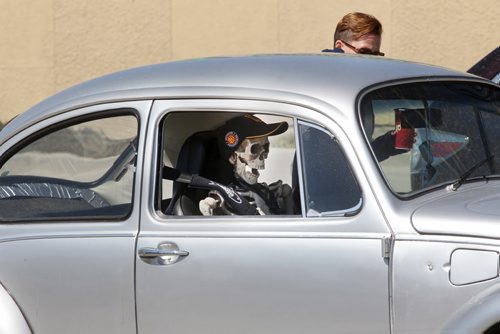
xmin=199 ymin=115 xmax=294 ymax=216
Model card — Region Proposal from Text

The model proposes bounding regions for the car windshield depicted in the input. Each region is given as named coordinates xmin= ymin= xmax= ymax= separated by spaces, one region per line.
xmin=360 ymin=81 xmax=500 ymax=196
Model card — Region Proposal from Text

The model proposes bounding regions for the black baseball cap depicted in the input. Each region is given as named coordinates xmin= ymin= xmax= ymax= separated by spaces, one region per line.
xmin=217 ymin=114 xmax=289 ymax=160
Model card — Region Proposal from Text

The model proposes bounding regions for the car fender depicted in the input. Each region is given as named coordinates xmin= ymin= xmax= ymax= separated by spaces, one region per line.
xmin=441 ymin=284 xmax=500 ymax=334
xmin=0 ymin=283 xmax=31 ymax=334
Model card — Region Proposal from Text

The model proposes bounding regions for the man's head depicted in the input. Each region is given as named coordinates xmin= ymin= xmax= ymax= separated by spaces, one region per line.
xmin=333 ymin=12 xmax=384 ymax=56
xmin=218 ymin=115 xmax=288 ymax=184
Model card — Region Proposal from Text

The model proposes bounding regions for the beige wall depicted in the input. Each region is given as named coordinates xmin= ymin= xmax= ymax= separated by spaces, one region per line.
xmin=1 ymin=0 xmax=499 ymax=123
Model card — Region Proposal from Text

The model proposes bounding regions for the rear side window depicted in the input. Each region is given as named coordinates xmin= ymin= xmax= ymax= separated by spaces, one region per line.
xmin=297 ymin=121 xmax=362 ymax=216
xmin=0 ymin=114 xmax=138 ymax=221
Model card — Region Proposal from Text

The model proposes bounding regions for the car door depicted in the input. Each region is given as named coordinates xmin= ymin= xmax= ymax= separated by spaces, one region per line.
xmin=136 ymin=99 xmax=391 ymax=334
xmin=0 ymin=101 xmax=150 ymax=334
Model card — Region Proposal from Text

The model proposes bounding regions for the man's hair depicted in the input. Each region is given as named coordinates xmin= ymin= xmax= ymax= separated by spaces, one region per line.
xmin=333 ymin=12 xmax=382 ymax=44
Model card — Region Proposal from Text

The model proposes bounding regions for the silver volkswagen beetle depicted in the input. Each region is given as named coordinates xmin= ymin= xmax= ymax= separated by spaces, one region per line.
xmin=0 ymin=54 xmax=499 ymax=334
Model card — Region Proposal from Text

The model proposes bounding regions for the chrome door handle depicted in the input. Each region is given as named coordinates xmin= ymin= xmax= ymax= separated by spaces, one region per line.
xmin=139 ymin=248 xmax=189 ymax=258
xmin=138 ymin=242 xmax=189 ymax=265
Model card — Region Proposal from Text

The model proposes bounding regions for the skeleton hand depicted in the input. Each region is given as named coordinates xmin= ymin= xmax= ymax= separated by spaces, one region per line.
xmin=199 ymin=191 xmax=236 ymax=215
xmin=199 ymin=196 xmax=219 ymax=216
xmin=268 ymin=180 xmax=294 ymax=214
xmin=268 ymin=180 xmax=284 ymax=195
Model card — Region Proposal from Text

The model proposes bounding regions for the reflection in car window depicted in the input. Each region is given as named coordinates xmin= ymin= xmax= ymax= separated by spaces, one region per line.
xmin=298 ymin=121 xmax=362 ymax=217
xmin=0 ymin=114 xmax=138 ymax=221
xmin=360 ymin=81 xmax=500 ymax=195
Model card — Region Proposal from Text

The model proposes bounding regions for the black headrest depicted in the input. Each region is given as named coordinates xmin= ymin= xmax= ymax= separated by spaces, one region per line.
xmin=176 ymin=131 xmax=217 ymax=174
xmin=165 ymin=131 xmax=226 ymax=215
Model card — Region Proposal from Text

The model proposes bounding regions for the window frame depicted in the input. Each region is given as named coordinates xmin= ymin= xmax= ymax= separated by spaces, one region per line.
xmin=156 ymin=110 xmax=299 ymax=218
xmin=154 ymin=107 xmax=363 ymax=219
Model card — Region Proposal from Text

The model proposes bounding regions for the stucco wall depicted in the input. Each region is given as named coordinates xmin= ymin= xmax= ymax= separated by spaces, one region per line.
xmin=1 ymin=0 xmax=499 ymax=123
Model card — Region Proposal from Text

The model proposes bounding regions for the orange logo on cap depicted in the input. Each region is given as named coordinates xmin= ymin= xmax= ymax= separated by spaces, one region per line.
xmin=225 ymin=131 xmax=239 ymax=147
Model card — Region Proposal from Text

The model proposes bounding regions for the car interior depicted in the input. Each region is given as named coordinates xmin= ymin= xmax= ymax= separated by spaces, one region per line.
xmin=159 ymin=111 xmax=298 ymax=216
xmin=0 ymin=114 xmax=137 ymax=221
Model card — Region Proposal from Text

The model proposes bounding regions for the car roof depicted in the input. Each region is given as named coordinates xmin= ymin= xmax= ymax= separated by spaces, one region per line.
xmin=1 ymin=53 xmax=479 ymax=141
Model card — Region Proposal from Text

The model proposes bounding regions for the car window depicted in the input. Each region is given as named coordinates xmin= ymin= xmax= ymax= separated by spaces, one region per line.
xmin=360 ymin=81 xmax=500 ymax=196
xmin=0 ymin=113 xmax=138 ymax=221
xmin=297 ymin=121 xmax=362 ymax=217
xmin=159 ymin=111 xmax=298 ymax=216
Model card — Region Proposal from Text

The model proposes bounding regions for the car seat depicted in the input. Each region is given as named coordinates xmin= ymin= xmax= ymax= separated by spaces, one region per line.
xmin=164 ymin=131 xmax=233 ymax=215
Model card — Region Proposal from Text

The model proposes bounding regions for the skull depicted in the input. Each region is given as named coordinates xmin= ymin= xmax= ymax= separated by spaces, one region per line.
xmin=230 ymin=137 xmax=269 ymax=184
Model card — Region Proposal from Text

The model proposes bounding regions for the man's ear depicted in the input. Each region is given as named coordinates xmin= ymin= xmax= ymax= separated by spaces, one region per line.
xmin=334 ymin=40 xmax=343 ymax=49
xmin=228 ymin=153 xmax=237 ymax=165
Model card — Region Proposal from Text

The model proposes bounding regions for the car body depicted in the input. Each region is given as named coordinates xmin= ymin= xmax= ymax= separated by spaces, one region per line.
xmin=0 ymin=54 xmax=499 ymax=334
